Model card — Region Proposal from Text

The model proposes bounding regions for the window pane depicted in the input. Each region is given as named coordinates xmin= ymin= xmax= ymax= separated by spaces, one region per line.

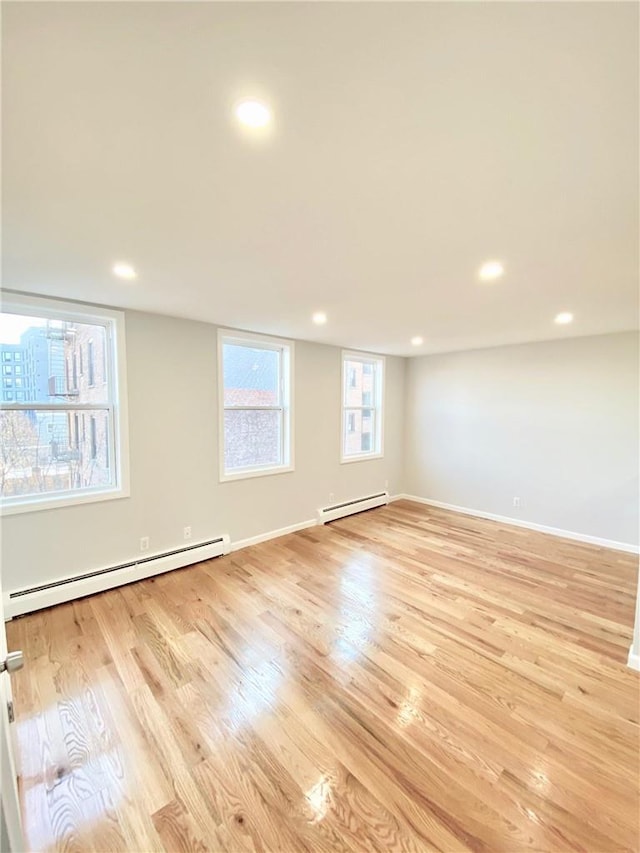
xmin=0 ymin=313 xmax=109 ymax=404
xmin=0 ymin=409 xmax=114 ymax=499
xmin=343 ymin=408 xmax=375 ymax=456
xmin=224 ymin=409 xmax=282 ymax=472
xmin=223 ymin=343 xmax=280 ymax=407
xmin=344 ymin=359 xmax=376 ymax=407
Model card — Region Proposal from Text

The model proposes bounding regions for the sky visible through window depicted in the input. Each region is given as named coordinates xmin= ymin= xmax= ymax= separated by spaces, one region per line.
xmin=0 ymin=314 xmax=46 ymax=344
xmin=222 ymin=341 xmax=286 ymax=473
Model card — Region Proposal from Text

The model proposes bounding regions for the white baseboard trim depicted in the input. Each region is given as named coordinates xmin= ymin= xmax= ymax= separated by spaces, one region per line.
xmin=6 ymin=495 xmax=635 ymax=620
xmin=628 ymin=648 xmax=640 ymax=672
xmin=229 ymin=519 xmax=317 ymax=552
xmin=3 ymin=519 xmax=320 ymax=620
xmin=5 ymin=536 xmax=230 ymax=619
xmin=394 ymin=494 xmax=639 ymax=555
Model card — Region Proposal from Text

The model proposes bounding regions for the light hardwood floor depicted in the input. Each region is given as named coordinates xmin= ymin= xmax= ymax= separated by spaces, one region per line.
xmin=6 ymin=500 xmax=640 ymax=852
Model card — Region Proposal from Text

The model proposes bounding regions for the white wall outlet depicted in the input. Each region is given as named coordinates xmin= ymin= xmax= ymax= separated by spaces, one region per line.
xmin=384 ymin=479 xmax=389 ymax=490
xmin=183 ymin=526 xmax=192 ymax=540
xmin=329 ymin=492 xmax=335 ymax=502
xmin=512 ymin=497 xmax=521 ymax=508
xmin=140 ymin=536 xmax=150 ymax=552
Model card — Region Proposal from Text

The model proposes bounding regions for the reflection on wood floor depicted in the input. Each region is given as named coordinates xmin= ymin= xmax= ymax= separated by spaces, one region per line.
xmin=7 ymin=500 xmax=639 ymax=851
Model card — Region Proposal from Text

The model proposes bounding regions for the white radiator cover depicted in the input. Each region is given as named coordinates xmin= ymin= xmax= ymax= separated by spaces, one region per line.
xmin=5 ymin=536 xmax=230 ymax=618
xmin=317 ymin=491 xmax=389 ymax=524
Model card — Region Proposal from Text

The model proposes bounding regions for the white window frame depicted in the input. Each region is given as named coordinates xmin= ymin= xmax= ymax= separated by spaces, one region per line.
xmin=0 ymin=293 xmax=130 ymax=515
xmin=218 ymin=328 xmax=294 ymax=482
xmin=341 ymin=350 xmax=385 ymax=464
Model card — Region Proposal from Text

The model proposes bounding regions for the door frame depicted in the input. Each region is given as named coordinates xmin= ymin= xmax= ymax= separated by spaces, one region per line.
xmin=0 ymin=567 xmax=25 ymax=852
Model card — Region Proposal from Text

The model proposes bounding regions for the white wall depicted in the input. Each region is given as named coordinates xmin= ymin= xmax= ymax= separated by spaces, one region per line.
xmin=0 ymin=310 xmax=405 ymax=593
xmin=404 ymin=331 xmax=639 ymax=547
xmin=2 ymin=314 xmax=638 ymax=599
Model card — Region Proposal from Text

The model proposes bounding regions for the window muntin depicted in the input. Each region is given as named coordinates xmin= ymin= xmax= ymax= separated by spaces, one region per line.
xmin=0 ymin=298 xmax=128 ymax=513
xmin=219 ymin=331 xmax=293 ymax=480
xmin=341 ymin=352 xmax=384 ymax=462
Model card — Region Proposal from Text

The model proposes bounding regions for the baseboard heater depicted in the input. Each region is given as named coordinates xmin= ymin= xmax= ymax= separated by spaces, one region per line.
xmin=5 ymin=535 xmax=230 ymax=618
xmin=317 ymin=491 xmax=389 ymax=524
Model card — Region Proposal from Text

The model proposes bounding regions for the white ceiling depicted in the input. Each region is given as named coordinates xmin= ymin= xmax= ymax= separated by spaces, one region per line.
xmin=3 ymin=2 xmax=638 ymax=356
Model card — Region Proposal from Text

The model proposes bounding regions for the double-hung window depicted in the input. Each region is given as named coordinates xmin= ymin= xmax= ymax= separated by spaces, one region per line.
xmin=218 ymin=329 xmax=294 ymax=481
xmin=341 ymin=351 xmax=384 ymax=462
xmin=0 ymin=294 xmax=129 ymax=514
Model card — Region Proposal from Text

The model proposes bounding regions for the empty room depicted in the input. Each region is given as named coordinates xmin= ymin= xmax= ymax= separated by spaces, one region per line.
xmin=1 ymin=2 xmax=638 ymax=851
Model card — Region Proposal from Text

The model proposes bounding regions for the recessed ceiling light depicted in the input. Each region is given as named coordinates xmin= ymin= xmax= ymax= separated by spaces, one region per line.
xmin=411 ymin=336 xmax=424 ymax=346
xmin=312 ymin=311 xmax=327 ymax=325
xmin=554 ymin=312 xmax=574 ymax=325
xmin=478 ymin=260 xmax=505 ymax=281
xmin=235 ymin=100 xmax=272 ymax=128
xmin=112 ymin=262 xmax=137 ymax=280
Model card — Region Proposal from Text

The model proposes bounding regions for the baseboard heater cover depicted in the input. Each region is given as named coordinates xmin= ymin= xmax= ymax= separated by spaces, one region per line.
xmin=317 ymin=491 xmax=389 ymax=524
xmin=6 ymin=535 xmax=230 ymax=618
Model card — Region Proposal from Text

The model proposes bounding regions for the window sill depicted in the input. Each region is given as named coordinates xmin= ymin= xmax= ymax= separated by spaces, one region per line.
xmin=340 ymin=453 xmax=384 ymax=465
xmin=220 ymin=464 xmax=294 ymax=483
xmin=0 ymin=485 xmax=129 ymax=516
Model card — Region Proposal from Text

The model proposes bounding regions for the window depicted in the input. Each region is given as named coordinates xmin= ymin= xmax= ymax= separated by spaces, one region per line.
xmin=0 ymin=294 xmax=129 ymax=514
xmin=341 ymin=351 xmax=384 ymax=462
xmin=218 ymin=329 xmax=293 ymax=481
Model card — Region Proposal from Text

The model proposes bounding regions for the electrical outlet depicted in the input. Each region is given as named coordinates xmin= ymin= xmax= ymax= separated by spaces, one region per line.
xmin=384 ymin=479 xmax=389 ymax=490
xmin=140 ymin=536 xmax=150 ymax=552
xmin=183 ymin=526 xmax=192 ymax=540
xmin=512 ymin=497 xmax=521 ymax=508
xmin=329 ymin=492 xmax=334 ymax=502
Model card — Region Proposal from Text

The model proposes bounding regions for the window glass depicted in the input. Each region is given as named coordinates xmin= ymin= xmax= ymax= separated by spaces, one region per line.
xmin=0 ymin=305 xmax=125 ymax=511
xmin=220 ymin=334 xmax=292 ymax=479
xmin=341 ymin=354 xmax=384 ymax=461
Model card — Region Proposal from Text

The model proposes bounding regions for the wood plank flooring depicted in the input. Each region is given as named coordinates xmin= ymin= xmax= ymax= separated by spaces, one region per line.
xmin=6 ymin=500 xmax=640 ymax=852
